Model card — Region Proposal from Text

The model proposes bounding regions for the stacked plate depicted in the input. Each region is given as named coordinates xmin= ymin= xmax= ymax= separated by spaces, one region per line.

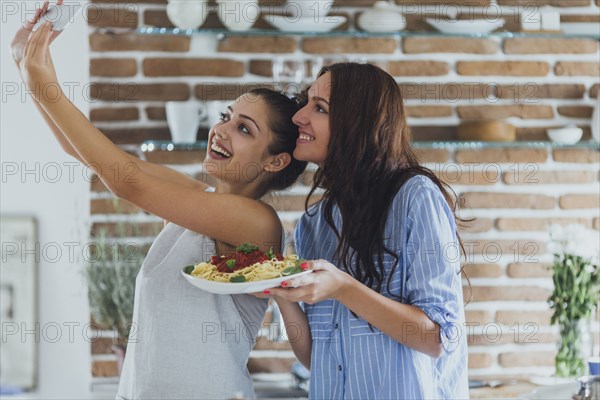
xmin=357 ymin=1 xmax=405 ymax=33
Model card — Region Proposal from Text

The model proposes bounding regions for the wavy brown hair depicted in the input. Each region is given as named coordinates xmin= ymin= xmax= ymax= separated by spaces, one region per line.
xmin=305 ymin=63 xmax=471 ymax=299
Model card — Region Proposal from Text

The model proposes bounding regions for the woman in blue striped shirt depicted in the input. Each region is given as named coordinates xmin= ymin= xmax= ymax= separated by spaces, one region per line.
xmin=266 ymin=63 xmax=470 ymax=399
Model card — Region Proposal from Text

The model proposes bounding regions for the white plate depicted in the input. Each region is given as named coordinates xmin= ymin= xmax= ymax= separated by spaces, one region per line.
xmin=426 ymin=18 xmax=505 ymax=34
xmin=519 ymin=382 xmax=578 ymax=399
xmin=264 ymin=15 xmax=347 ymax=32
xmin=182 ymin=269 xmax=313 ymax=294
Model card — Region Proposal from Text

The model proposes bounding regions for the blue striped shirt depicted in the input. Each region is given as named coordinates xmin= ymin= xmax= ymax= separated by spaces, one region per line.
xmin=295 ymin=175 xmax=469 ymax=399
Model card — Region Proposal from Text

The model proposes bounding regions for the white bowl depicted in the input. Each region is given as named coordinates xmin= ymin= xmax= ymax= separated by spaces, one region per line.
xmin=426 ymin=18 xmax=505 ymax=34
xmin=546 ymin=126 xmax=583 ymax=144
xmin=166 ymin=1 xmax=208 ymax=30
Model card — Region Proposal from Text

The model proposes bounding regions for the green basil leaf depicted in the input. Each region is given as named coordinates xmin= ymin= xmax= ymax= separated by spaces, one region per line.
xmin=229 ymin=275 xmax=246 ymax=283
xmin=226 ymin=259 xmax=236 ymax=270
xmin=183 ymin=265 xmax=194 ymax=275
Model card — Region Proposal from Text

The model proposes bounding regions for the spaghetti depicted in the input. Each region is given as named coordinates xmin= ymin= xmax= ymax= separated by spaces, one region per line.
xmin=185 ymin=244 xmax=305 ymax=283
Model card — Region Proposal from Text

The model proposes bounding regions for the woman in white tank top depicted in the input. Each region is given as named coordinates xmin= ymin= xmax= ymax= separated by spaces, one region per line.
xmin=11 ymin=16 xmax=308 ymax=397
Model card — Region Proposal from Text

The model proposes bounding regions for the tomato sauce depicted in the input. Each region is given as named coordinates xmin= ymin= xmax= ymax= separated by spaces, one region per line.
xmin=211 ymin=250 xmax=283 ymax=273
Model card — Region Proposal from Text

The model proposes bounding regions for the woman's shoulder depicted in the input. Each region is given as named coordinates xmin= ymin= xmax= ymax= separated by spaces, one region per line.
xmin=394 ymin=175 xmax=444 ymax=207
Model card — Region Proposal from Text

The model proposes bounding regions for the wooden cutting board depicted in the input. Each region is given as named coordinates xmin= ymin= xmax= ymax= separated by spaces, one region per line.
xmin=458 ymin=121 xmax=516 ymax=141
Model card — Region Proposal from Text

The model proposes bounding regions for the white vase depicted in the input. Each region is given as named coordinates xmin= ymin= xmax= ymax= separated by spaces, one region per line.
xmin=217 ymin=0 xmax=260 ymax=31
xmin=592 ymin=97 xmax=600 ymax=143
xmin=166 ymin=0 xmax=208 ymax=30
xmin=357 ymin=1 xmax=405 ymax=33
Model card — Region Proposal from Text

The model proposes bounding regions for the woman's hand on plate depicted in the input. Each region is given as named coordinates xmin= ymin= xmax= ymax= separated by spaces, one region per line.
xmin=267 ymin=259 xmax=352 ymax=304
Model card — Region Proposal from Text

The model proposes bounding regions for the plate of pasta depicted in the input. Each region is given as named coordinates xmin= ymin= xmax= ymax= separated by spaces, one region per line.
xmin=181 ymin=243 xmax=312 ymax=294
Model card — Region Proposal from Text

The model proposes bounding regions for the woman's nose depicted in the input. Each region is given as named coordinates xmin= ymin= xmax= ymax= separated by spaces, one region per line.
xmin=292 ymin=105 xmax=308 ymax=126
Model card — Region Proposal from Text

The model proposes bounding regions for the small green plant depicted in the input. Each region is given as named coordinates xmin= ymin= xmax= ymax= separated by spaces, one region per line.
xmin=85 ymin=218 xmax=149 ymax=341
xmin=547 ymin=224 xmax=600 ymax=377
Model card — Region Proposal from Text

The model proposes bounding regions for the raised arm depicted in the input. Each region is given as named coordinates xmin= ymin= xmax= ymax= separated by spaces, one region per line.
xmin=18 ymin=22 xmax=282 ymax=248
xmin=10 ymin=1 xmax=207 ymax=193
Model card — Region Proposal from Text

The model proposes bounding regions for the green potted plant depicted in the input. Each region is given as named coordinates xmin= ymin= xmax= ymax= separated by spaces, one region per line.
xmin=547 ymin=224 xmax=600 ymax=378
xmin=85 ymin=221 xmax=148 ymax=374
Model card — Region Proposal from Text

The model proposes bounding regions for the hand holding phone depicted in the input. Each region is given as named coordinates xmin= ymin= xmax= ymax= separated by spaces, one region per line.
xmin=33 ymin=3 xmax=83 ymax=32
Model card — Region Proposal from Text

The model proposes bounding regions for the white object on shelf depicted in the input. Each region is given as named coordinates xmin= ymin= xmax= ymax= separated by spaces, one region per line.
xmin=216 ymin=0 xmax=260 ymax=31
xmin=357 ymin=1 xmax=405 ymax=33
xmin=264 ymin=14 xmax=347 ymax=32
xmin=561 ymin=22 xmax=600 ymax=35
xmin=592 ymin=97 xmax=600 ymax=143
xmin=425 ymin=18 xmax=505 ymax=34
xmin=520 ymin=7 xmax=541 ymax=31
xmin=166 ymin=102 xmax=206 ymax=144
xmin=166 ymin=0 xmax=208 ymax=30
xmin=546 ymin=125 xmax=583 ymax=145
xmin=540 ymin=6 xmax=560 ymax=31
xmin=286 ymin=0 xmax=334 ymax=19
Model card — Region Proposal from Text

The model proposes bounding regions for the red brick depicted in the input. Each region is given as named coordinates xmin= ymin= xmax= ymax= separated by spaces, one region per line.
xmin=403 ymin=37 xmax=497 ymax=54
xmin=557 ymin=106 xmax=594 ymax=119
xmin=552 ymin=149 xmax=600 ymax=163
xmin=470 ymin=286 xmax=551 ymax=302
xmin=460 ymin=192 xmax=555 ymax=209
xmin=496 ymin=84 xmax=586 ymax=100
xmin=506 ymin=263 xmax=552 ymax=278
xmin=457 ymin=61 xmax=550 ymax=76
xmin=502 ymin=170 xmax=596 ymax=185
xmin=143 ymin=58 xmax=244 ymax=77
xmin=405 ymin=106 xmax=453 ymax=118
xmin=92 ymin=360 xmax=119 ymax=377
xmin=504 ymin=38 xmax=598 ymax=54
xmin=91 ymin=222 xmax=163 ymax=237
xmin=90 ymin=58 xmax=137 ymax=77
xmin=413 ymin=149 xmax=450 ymax=163
xmin=90 ymin=83 xmax=190 ymax=102
xmin=468 ymin=353 xmax=494 ymax=369
xmin=457 ymin=105 xmax=553 ymax=120
xmin=89 ymin=33 xmax=190 ymax=52
xmin=91 ymin=199 xmax=142 ymax=215
xmin=555 ymin=62 xmax=600 ymax=77
xmin=498 ymin=352 xmax=554 ymax=367
xmin=87 ymin=6 xmax=138 ymax=28
xmin=399 ymin=83 xmax=494 ymax=101
xmin=302 ymin=38 xmax=396 ymax=54
xmin=455 ymin=148 xmax=548 ymax=163
xmin=218 ymin=37 xmax=296 ymax=53
xmin=559 ymin=194 xmax=600 ymax=209
xmin=90 ymin=107 xmax=139 ymax=122
xmin=384 ymin=61 xmax=450 ymax=76
xmin=195 ymin=83 xmax=273 ymax=101
xmin=463 ymin=263 xmax=503 ymax=278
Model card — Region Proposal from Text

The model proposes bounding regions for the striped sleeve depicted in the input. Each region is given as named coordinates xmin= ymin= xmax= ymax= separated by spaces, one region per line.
xmin=403 ymin=185 xmax=463 ymax=354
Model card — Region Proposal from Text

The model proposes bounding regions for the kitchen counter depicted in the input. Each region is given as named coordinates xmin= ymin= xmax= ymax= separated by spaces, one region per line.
xmin=470 ymin=381 xmax=539 ymax=399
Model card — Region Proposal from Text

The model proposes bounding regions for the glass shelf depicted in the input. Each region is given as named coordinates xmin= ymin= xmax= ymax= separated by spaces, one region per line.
xmin=141 ymin=140 xmax=600 ymax=152
xmin=137 ymin=26 xmax=600 ymax=40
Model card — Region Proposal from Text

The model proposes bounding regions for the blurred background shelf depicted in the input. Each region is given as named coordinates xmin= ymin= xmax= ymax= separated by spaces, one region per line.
xmin=137 ymin=27 xmax=600 ymax=39
xmin=138 ymin=140 xmax=600 ymax=153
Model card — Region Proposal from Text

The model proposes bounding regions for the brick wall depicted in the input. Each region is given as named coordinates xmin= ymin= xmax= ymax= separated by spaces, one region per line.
xmin=86 ymin=0 xmax=600 ymax=382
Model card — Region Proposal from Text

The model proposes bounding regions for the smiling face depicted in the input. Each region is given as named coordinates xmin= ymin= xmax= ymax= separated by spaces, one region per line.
xmin=291 ymin=73 xmax=331 ymax=166
xmin=203 ymin=93 xmax=277 ymax=186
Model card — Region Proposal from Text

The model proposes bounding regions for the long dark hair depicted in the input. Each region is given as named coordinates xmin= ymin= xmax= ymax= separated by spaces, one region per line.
xmin=305 ymin=63 xmax=470 ymax=299
xmin=249 ymin=88 xmax=308 ymax=195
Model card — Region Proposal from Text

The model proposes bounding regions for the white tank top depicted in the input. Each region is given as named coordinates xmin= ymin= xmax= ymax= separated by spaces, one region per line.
xmin=116 ymin=217 xmax=269 ymax=399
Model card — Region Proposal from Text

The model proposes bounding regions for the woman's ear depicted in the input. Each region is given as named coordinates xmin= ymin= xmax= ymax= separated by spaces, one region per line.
xmin=264 ymin=152 xmax=292 ymax=173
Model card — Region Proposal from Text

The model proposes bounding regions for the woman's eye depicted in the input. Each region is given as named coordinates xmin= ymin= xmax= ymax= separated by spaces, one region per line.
xmin=316 ymin=104 xmax=327 ymax=114
xmin=219 ymin=112 xmax=229 ymax=122
xmin=239 ymin=124 xmax=250 ymax=135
